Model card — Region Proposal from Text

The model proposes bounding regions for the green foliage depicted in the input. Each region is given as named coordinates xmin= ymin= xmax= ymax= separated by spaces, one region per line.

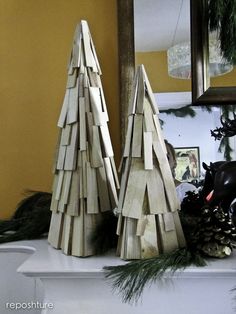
xmin=104 ymin=248 xmax=206 ymax=304
xmin=217 ymin=105 xmax=236 ymax=160
xmin=160 ymin=105 xmax=196 ymax=118
xmin=208 ymin=0 xmax=236 ymax=64
xmin=218 ymin=137 xmax=234 ymax=161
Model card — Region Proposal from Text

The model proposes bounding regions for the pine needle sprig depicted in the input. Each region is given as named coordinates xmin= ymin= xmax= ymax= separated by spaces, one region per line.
xmin=104 ymin=248 xmax=206 ymax=304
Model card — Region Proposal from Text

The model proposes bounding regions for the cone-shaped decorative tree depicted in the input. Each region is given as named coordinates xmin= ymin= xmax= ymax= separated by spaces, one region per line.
xmin=116 ymin=65 xmax=186 ymax=260
xmin=48 ymin=20 xmax=119 ymax=257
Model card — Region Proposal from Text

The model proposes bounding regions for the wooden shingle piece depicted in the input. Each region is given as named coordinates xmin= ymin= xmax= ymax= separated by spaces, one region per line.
xmin=136 ymin=67 xmax=145 ymax=114
xmin=141 ymin=65 xmax=159 ymax=114
xmin=50 ymin=172 xmax=59 ymax=212
xmin=110 ymin=157 xmax=120 ymax=189
xmin=139 ymin=215 xmax=159 ymax=259
xmin=89 ymin=87 xmax=105 ymax=126
xmin=96 ymin=162 xmax=111 ymax=212
xmin=91 ymin=125 xmax=103 ymax=168
xmin=146 ymin=166 xmax=167 ymax=214
xmin=99 ymin=88 xmax=109 ymax=121
xmin=156 ymin=214 xmax=179 ymax=253
xmin=61 ymin=214 xmax=73 ymax=255
xmin=152 ymin=130 xmax=179 ymax=212
xmin=48 ymin=212 xmax=64 ymax=249
xmin=104 ymin=157 xmax=118 ymax=209
xmin=84 ymin=86 xmax=90 ymax=112
xmin=143 ymin=97 xmax=155 ymax=132
xmin=71 ymin=214 xmax=84 ymax=256
xmin=86 ymin=161 xmax=99 ymax=214
xmin=172 ymin=211 xmax=186 ymax=247
xmin=81 ymin=20 xmax=97 ymax=71
xmin=64 ymin=122 xmax=79 ymax=170
xmin=79 ymin=43 xmax=85 ymax=73
xmin=78 ymin=74 xmax=84 ymax=97
xmin=120 ymin=217 xmax=141 ymax=260
xmin=143 ymin=131 xmax=153 ymax=170
xmin=67 ymin=81 xmax=79 ymax=125
xmin=81 ymin=150 xmax=87 ymax=198
xmin=123 ymin=115 xmax=134 ymax=157
xmin=67 ymin=68 xmax=78 ymax=89
xmin=57 ymin=89 xmax=69 ymax=128
xmin=79 ymin=97 xmax=86 ymax=151
xmin=55 ymin=170 xmax=64 ymax=201
xmin=89 ymin=32 xmax=102 ymax=75
xmin=122 ymin=159 xmax=147 ymax=219
xmin=66 ymin=170 xmax=79 ymax=216
xmin=153 ymin=114 xmax=167 ymax=154
xmin=117 ymin=157 xmax=130 ymax=213
xmin=100 ymin=125 xmax=114 ymax=157
xmin=52 ymin=129 xmax=62 ymax=174
xmin=61 ymin=124 xmax=72 ymax=146
xmin=61 ymin=170 xmax=73 ymax=206
xmin=56 ymin=145 xmax=66 ymax=170
xmin=131 ymin=114 xmax=143 ymax=157
xmin=71 ymin=23 xmax=82 ymax=68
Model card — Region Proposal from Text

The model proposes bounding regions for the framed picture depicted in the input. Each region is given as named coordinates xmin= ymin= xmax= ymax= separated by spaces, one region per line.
xmin=174 ymin=147 xmax=200 ymax=182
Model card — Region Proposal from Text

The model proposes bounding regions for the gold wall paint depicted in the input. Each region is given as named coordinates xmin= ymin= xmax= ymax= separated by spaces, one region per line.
xmin=136 ymin=50 xmax=236 ymax=93
xmin=0 ymin=0 xmax=119 ymax=218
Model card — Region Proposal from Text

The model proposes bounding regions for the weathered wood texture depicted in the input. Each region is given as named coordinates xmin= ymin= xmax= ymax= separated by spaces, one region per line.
xmin=48 ymin=21 xmax=119 ymax=257
xmin=117 ymin=0 xmax=135 ymax=149
xmin=117 ymin=65 xmax=186 ymax=260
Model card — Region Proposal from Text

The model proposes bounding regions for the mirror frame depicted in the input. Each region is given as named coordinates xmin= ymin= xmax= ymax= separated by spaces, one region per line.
xmin=117 ymin=0 xmax=135 ymax=148
xmin=191 ymin=0 xmax=236 ymax=105
xmin=117 ymin=0 xmax=236 ymax=146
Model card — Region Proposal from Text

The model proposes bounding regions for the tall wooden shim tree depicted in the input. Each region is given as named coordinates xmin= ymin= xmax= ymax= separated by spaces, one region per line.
xmin=117 ymin=65 xmax=186 ymax=260
xmin=48 ymin=21 xmax=119 ymax=257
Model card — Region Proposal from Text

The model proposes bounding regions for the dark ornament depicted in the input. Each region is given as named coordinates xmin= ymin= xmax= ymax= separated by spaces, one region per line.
xmin=201 ymin=161 xmax=236 ymax=217
xmin=211 ymin=114 xmax=236 ymax=140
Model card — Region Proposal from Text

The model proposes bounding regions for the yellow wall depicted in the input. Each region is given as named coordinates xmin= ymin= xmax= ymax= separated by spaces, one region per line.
xmin=136 ymin=51 xmax=236 ymax=93
xmin=0 ymin=0 xmax=119 ymax=218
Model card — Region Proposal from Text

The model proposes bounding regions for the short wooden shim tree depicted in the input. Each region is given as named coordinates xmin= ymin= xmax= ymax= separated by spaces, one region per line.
xmin=116 ymin=65 xmax=186 ymax=260
xmin=48 ymin=20 xmax=119 ymax=257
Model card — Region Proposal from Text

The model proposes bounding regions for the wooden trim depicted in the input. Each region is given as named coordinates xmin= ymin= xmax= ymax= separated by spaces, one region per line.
xmin=117 ymin=0 xmax=135 ymax=149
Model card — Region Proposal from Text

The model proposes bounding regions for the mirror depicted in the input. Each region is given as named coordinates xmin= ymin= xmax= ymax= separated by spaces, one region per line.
xmin=117 ymin=0 xmax=236 ymax=178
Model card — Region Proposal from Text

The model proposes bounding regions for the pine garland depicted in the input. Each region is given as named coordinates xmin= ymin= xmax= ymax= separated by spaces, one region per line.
xmin=218 ymin=137 xmax=233 ymax=161
xmin=217 ymin=105 xmax=236 ymax=161
xmin=160 ymin=105 xmax=196 ymax=118
xmin=104 ymin=248 xmax=206 ymax=304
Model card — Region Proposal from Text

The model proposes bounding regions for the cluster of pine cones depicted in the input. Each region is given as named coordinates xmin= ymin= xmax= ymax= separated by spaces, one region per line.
xmin=180 ymin=191 xmax=236 ymax=258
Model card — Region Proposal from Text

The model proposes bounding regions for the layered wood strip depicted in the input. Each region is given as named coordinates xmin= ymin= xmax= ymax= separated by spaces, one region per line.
xmin=48 ymin=20 xmax=119 ymax=257
xmin=117 ymin=65 xmax=186 ymax=260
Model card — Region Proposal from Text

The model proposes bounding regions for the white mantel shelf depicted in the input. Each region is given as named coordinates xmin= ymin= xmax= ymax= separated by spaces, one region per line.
xmin=17 ymin=240 xmax=236 ymax=314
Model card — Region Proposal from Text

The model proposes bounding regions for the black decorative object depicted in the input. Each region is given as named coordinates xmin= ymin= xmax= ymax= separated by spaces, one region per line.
xmin=211 ymin=113 xmax=236 ymax=140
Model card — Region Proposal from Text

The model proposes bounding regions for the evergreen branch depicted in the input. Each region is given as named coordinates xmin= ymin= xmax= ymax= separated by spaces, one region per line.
xmin=160 ymin=106 xmax=196 ymax=118
xmin=104 ymin=248 xmax=206 ymax=304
